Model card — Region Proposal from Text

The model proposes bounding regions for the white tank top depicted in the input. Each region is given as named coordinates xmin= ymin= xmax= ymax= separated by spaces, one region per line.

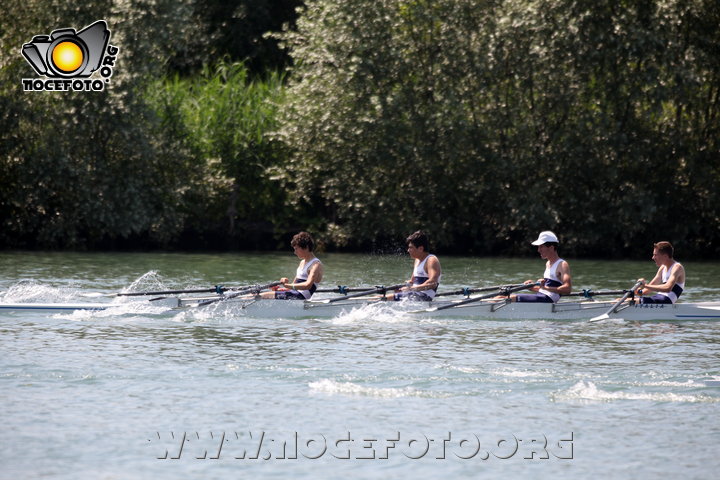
xmin=293 ymin=257 xmax=321 ymax=300
xmin=538 ymin=258 xmax=564 ymax=303
xmin=657 ymin=262 xmax=684 ymax=303
xmin=412 ymin=254 xmax=441 ymax=299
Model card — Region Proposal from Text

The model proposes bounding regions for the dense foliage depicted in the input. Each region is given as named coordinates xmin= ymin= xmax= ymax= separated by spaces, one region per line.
xmin=1 ymin=0 xmax=200 ymax=248
xmin=278 ymin=0 xmax=720 ymax=257
xmin=1 ymin=0 xmax=718 ymax=257
xmin=146 ymin=62 xmax=289 ymax=248
xmin=166 ymin=0 xmax=303 ymax=75
xmin=0 ymin=0 xmax=293 ymax=249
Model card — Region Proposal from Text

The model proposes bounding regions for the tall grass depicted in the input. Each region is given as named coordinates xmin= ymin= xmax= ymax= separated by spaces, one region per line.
xmin=147 ymin=61 xmax=289 ymax=248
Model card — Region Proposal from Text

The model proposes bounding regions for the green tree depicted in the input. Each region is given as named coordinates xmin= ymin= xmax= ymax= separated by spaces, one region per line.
xmin=167 ymin=0 xmax=304 ymax=75
xmin=277 ymin=0 xmax=720 ymax=256
xmin=0 ymin=0 xmax=202 ymax=248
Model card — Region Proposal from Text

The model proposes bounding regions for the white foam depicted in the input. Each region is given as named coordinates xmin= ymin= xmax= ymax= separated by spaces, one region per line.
xmin=490 ymin=368 xmax=555 ymax=379
xmin=309 ymin=379 xmax=443 ymax=398
xmin=329 ymin=302 xmax=414 ymax=325
xmin=633 ymin=380 xmax=700 ymax=388
xmin=554 ymin=380 xmax=719 ymax=403
xmin=169 ymin=300 xmax=255 ymax=323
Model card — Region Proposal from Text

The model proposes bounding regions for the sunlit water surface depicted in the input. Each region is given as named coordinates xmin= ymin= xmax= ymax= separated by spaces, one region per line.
xmin=1 ymin=252 xmax=718 ymax=479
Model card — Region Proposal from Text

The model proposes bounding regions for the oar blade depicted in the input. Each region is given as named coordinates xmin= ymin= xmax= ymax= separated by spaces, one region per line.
xmin=588 ymin=313 xmax=610 ymax=323
xmin=588 ymin=280 xmax=643 ymax=323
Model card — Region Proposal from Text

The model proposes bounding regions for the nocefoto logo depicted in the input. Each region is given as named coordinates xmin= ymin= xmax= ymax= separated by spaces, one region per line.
xmin=21 ymin=20 xmax=119 ymax=92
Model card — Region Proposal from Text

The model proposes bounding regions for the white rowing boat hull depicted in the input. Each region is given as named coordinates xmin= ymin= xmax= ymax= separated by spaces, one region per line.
xmin=0 ymin=302 xmax=113 ymax=312
xmin=2 ymin=297 xmax=720 ymax=321
xmin=196 ymin=298 xmax=720 ymax=321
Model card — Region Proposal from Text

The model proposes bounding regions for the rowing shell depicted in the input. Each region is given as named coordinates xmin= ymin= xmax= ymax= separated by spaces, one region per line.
xmin=0 ymin=302 xmax=114 ymax=312
xmin=2 ymin=297 xmax=720 ymax=321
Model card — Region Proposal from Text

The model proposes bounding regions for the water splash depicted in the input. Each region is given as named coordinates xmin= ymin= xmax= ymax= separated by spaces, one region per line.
xmin=1 ymin=280 xmax=80 ymax=303
xmin=328 ymin=301 xmax=413 ymax=325
xmin=121 ymin=270 xmax=168 ymax=294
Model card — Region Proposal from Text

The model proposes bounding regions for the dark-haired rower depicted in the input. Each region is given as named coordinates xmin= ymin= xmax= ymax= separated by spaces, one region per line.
xmin=388 ymin=230 xmax=442 ymax=301
xmin=260 ymin=231 xmax=323 ymax=300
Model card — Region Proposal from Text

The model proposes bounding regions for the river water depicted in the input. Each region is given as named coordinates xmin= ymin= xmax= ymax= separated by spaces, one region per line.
xmin=1 ymin=251 xmax=718 ymax=479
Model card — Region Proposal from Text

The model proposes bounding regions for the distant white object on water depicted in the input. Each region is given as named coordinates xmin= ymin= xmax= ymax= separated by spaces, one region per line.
xmin=703 ymin=378 xmax=720 ymax=387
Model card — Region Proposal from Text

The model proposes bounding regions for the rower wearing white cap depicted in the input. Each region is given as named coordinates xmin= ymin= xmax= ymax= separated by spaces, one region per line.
xmin=510 ymin=230 xmax=572 ymax=303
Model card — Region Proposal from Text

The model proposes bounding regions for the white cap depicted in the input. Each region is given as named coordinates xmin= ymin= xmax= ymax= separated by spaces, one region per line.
xmin=531 ymin=231 xmax=559 ymax=245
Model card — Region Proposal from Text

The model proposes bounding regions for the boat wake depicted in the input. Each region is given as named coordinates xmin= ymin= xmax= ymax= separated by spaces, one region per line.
xmin=329 ymin=302 xmax=414 ymax=325
xmin=327 ymin=301 xmax=455 ymax=325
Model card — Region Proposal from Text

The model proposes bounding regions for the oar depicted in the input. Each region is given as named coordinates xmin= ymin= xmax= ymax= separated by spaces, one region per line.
xmin=81 ymin=285 xmax=251 ymax=298
xmin=312 ymin=283 xmax=409 ymax=304
xmin=192 ymin=281 xmax=282 ymax=308
xmin=588 ymin=280 xmax=643 ymax=322
xmin=415 ymin=282 xmax=539 ymax=313
xmin=434 ymin=284 xmax=526 ymax=297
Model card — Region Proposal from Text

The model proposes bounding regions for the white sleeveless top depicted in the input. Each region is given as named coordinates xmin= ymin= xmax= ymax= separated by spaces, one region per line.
xmin=538 ymin=258 xmax=564 ymax=303
xmin=656 ymin=262 xmax=684 ymax=303
xmin=293 ymin=257 xmax=321 ymax=300
xmin=412 ymin=254 xmax=442 ymax=299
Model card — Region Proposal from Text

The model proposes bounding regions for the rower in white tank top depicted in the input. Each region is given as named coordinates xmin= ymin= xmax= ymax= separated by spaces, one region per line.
xmin=411 ymin=254 xmax=442 ymax=299
xmin=292 ymin=257 xmax=321 ymax=300
xmin=642 ymin=262 xmax=685 ymax=304
xmin=537 ymin=258 xmax=564 ymax=303
xmin=513 ymin=231 xmax=572 ymax=304
xmin=637 ymin=242 xmax=686 ymax=305
xmin=392 ymin=231 xmax=442 ymax=302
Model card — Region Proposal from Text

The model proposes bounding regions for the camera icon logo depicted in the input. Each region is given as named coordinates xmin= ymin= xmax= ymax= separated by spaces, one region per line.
xmin=22 ymin=20 xmax=110 ymax=78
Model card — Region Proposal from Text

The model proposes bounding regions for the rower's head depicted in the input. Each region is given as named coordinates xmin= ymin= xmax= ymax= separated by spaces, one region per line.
xmin=406 ymin=230 xmax=429 ymax=258
xmin=291 ymin=231 xmax=315 ymax=256
xmin=652 ymin=241 xmax=674 ymax=265
xmin=531 ymin=230 xmax=559 ymax=259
